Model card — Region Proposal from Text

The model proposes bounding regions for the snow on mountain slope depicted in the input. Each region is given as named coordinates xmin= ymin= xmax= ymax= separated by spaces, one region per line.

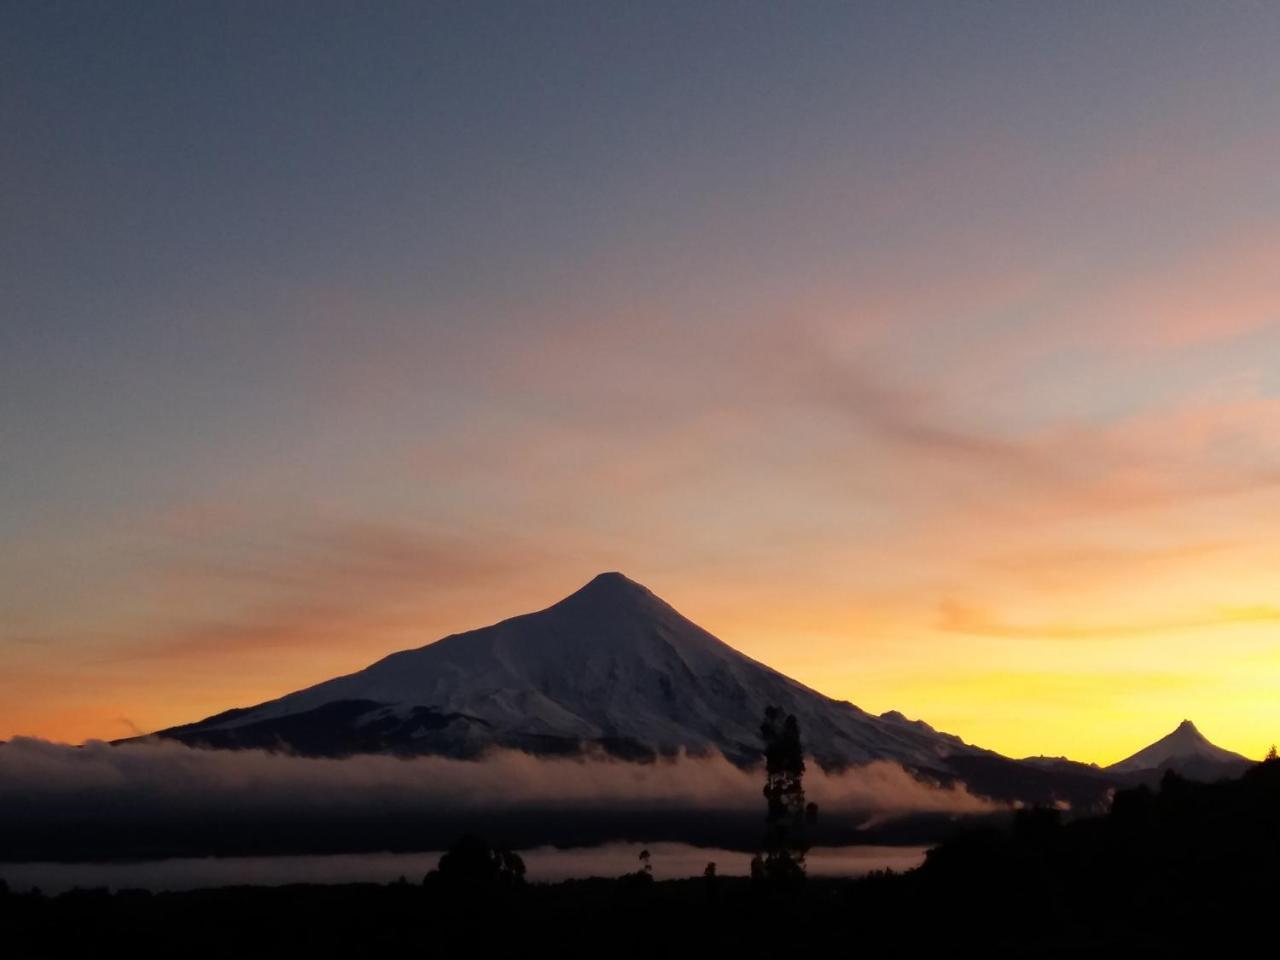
xmin=157 ymin=572 xmax=983 ymax=769
xmin=1107 ymin=720 xmax=1252 ymax=777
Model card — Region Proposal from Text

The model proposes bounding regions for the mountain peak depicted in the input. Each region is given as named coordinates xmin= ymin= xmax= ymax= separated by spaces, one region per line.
xmin=557 ymin=572 xmax=657 ymax=608
xmin=582 ymin=571 xmax=643 ymax=591
xmin=1108 ymin=719 xmax=1251 ymax=775
xmin=159 ymin=570 xmax=978 ymax=772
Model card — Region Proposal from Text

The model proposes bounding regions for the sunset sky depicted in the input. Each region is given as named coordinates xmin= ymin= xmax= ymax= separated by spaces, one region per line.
xmin=4 ymin=2 xmax=1280 ymax=764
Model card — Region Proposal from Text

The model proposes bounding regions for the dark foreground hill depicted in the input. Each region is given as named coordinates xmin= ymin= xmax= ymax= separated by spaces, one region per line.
xmin=6 ymin=757 xmax=1278 ymax=959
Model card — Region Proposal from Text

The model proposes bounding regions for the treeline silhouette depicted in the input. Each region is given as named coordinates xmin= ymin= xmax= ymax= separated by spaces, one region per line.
xmin=4 ymin=723 xmax=1280 ymax=957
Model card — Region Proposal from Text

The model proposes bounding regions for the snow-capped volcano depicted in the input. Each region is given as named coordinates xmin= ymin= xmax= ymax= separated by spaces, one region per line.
xmin=1108 ymin=720 xmax=1252 ymax=779
xmin=156 ymin=572 xmax=979 ymax=770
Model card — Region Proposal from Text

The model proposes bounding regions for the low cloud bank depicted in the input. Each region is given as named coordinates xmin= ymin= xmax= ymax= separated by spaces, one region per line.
xmin=1 ymin=737 xmax=997 ymax=816
xmin=0 ymin=738 xmax=999 ymax=860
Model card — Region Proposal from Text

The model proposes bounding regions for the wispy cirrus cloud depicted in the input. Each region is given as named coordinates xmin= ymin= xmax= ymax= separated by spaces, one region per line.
xmin=0 ymin=522 xmax=594 ymax=741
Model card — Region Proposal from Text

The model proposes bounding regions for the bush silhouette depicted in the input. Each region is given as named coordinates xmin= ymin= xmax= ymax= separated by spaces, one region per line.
xmin=424 ymin=834 xmax=526 ymax=892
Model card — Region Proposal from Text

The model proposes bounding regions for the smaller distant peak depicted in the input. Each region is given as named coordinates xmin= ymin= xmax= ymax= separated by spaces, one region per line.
xmin=1166 ymin=719 xmax=1212 ymax=746
xmin=879 ymin=709 xmax=937 ymax=734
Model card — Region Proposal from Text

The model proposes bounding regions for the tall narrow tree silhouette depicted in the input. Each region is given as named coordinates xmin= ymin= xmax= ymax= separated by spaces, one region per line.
xmin=758 ymin=705 xmax=812 ymax=888
xmin=620 ymin=847 xmax=656 ymax=889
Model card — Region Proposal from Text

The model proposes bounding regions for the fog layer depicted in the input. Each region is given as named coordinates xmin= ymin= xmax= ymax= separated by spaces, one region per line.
xmin=0 ymin=738 xmax=999 ymax=860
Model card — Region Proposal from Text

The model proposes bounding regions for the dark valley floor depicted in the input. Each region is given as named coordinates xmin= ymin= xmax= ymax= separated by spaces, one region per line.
xmin=6 ymin=756 xmax=1279 ymax=959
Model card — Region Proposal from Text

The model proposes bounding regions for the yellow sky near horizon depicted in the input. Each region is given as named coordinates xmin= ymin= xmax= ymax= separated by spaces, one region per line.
xmin=6 ymin=504 xmax=1279 ymax=766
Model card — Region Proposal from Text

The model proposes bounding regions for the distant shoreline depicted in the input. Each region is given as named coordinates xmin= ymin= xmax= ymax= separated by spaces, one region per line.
xmin=0 ymin=843 xmax=928 ymax=895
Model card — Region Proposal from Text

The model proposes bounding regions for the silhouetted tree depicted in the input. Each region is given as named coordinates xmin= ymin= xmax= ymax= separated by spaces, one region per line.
xmin=1160 ymin=768 xmax=1188 ymax=799
xmin=1111 ymin=783 xmax=1154 ymax=827
xmin=758 ymin=705 xmax=811 ymax=888
xmin=619 ymin=848 xmax=655 ymax=889
xmin=425 ymin=834 xmax=526 ymax=892
xmin=1012 ymin=806 xmax=1062 ymax=854
xmin=1266 ymin=744 xmax=1277 ymax=762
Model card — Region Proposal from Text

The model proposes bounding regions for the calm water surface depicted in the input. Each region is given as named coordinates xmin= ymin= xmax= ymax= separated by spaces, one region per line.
xmin=2 ymin=843 xmax=927 ymax=894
